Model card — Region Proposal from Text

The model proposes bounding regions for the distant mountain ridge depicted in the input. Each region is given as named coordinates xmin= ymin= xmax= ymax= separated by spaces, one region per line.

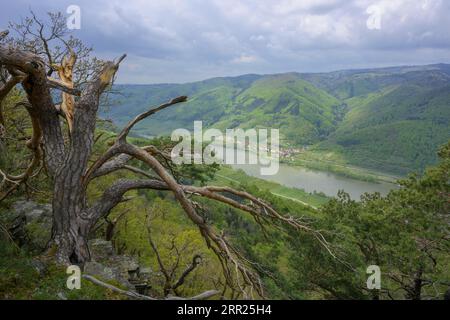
xmin=102 ymin=64 xmax=450 ymax=175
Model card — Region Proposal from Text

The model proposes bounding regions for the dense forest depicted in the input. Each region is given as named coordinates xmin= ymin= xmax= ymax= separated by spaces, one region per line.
xmin=106 ymin=65 xmax=450 ymax=175
xmin=0 ymin=11 xmax=449 ymax=301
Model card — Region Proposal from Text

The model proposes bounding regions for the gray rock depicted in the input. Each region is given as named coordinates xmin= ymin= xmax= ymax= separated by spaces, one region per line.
xmin=111 ymin=254 xmax=139 ymax=272
xmin=6 ymin=200 xmax=146 ymax=291
xmin=87 ymin=239 xmax=140 ymax=288
xmin=108 ymin=254 xmax=140 ymax=284
xmin=88 ymin=239 xmax=114 ymax=262
xmin=7 ymin=213 xmax=27 ymax=246
xmin=30 ymin=259 xmax=48 ymax=277
xmin=84 ymin=260 xmax=133 ymax=288
xmin=139 ymin=267 xmax=153 ymax=280
xmin=57 ymin=292 xmax=68 ymax=300
xmin=84 ymin=261 xmax=119 ymax=282
xmin=5 ymin=200 xmax=52 ymax=252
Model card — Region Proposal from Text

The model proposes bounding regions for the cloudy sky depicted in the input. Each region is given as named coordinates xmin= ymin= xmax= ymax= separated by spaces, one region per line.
xmin=1 ymin=0 xmax=450 ymax=83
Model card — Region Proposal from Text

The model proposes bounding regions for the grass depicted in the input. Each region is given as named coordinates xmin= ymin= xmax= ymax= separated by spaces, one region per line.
xmin=284 ymin=153 xmax=400 ymax=184
xmin=212 ymin=166 xmax=329 ymax=208
xmin=0 ymin=239 xmax=125 ymax=300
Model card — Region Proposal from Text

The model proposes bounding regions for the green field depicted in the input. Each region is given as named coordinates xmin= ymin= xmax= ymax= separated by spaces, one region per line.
xmin=211 ymin=166 xmax=329 ymax=208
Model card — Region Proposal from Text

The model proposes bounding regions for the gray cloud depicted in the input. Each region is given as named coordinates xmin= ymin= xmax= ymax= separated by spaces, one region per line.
xmin=1 ymin=0 xmax=450 ymax=83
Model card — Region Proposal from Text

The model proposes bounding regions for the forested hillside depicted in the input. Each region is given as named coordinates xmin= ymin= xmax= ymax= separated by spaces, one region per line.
xmin=308 ymin=65 xmax=450 ymax=174
xmin=105 ymin=64 xmax=450 ymax=174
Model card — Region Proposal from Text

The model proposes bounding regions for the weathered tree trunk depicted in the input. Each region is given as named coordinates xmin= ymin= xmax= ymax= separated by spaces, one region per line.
xmin=50 ymin=135 xmax=91 ymax=264
xmin=0 ymin=46 xmax=123 ymax=265
xmin=51 ymin=213 xmax=91 ymax=265
xmin=50 ymin=149 xmax=99 ymax=265
xmin=48 ymin=58 xmax=123 ymax=265
xmin=51 ymin=178 xmax=92 ymax=264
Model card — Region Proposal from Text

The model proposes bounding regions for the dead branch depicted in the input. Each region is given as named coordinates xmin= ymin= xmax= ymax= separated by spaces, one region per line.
xmin=0 ymin=100 xmax=43 ymax=202
xmin=81 ymin=92 xmax=336 ymax=298
xmin=117 ymin=96 xmax=187 ymax=142
xmin=147 ymin=229 xmax=172 ymax=294
xmin=82 ymin=274 xmax=156 ymax=300
xmin=88 ymin=153 xmax=133 ymax=180
xmin=0 ymin=74 xmax=25 ymax=102
xmin=82 ymin=97 xmax=188 ymax=187
xmin=82 ymin=274 xmax=219 ymax=300
xmin=173 ymin=254 xmax=202 ymax=290
xmin=0 ymin=30 xmax=8 ymax=41
xmin=167 ymin=290 xmax=220 ymax=300
xmin=84 ymin=144 xmax=169 ymax=186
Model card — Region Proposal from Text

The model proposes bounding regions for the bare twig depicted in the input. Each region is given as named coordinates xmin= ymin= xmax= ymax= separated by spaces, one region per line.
xmin=117 ymin=96 xmax=188 ymax=142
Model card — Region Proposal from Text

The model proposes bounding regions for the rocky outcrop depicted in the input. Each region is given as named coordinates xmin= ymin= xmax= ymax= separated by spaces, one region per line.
xmin=5 ymin=200 xmax=152 ymax=291
xmin=5 ymin=200 xmax=52 ymax=252
xmin=85 ymin=239 xmax=141 ymax=289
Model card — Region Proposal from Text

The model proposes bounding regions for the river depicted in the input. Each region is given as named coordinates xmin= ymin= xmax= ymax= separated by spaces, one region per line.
xmin=231 ymin=162 xmax=398 ymax=200
xmin=213 ymin=144 xmax=399 ymax=200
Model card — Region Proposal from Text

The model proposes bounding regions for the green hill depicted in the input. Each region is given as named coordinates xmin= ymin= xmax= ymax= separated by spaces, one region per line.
xmin=308 ymin=66 xmax=450 ymax=174
xmin=105 ymin=74 xmax=343 ymax=145
xmin=103 ymin=64 xmax=450 ymax=175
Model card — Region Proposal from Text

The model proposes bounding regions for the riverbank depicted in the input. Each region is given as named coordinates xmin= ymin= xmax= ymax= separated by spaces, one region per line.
xmin=212 ymin=166 xmax=329 ymax=208
xmin=282 ymin=150 xmax=402 ymax=184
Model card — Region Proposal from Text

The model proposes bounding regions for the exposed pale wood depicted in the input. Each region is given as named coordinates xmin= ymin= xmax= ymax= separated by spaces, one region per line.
xmin=0 ymin=30 xmax=8 ymax=41
xmin=47 ymin=77 xmax=81 ymax=96
xmin=51 ymin=48 xmax=77 ymax=132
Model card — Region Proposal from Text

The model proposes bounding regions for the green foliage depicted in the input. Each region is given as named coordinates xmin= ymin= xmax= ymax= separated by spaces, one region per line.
xmin=104 ymin=73 xmax=342 ymax=145
xmin=111 ymin=196 xmax=223 ymax=298
xmin=316 ymin=82 xmax=450 ymax=174
xmin=288 ymin=142 xmax=450 ymax=299
xmin=0 ymin=240 xmax=124 ymax=300
xmin=106 ymin=64 xmax=450 ymax=175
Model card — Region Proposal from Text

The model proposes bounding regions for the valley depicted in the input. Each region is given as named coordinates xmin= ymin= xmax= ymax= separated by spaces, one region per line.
xmin=102 ymin=64 xmax=450 ymax=199
xmin=104 ymin=64 xmax=450 ymax=178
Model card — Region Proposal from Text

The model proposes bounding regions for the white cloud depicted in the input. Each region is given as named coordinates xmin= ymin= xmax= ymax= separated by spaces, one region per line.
xmin=2 ymin=0 xmax=450 ymax=82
